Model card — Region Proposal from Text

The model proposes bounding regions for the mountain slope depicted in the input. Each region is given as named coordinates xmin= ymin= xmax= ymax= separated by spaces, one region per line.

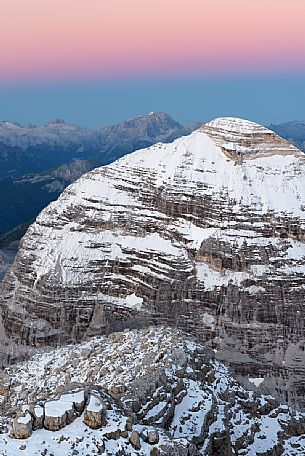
xmin=1 ymin=117 xmax=305 ymax=409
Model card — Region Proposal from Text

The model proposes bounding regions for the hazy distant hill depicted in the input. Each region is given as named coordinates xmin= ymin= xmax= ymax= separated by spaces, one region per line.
xmin=268 ymin=120 xmax=305 ymax=151
xmin=0 ymin=119 xmax=100 ymax=181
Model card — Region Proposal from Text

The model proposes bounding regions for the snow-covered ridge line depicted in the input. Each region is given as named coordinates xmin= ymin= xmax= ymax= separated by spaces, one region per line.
xmin=206 ymin=116 xmax=273 ymax=134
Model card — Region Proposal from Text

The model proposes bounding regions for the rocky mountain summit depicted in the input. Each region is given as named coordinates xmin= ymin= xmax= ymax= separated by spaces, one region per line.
xmin=1 ymin=326 xmax=305 ymax=455
xmin=1 ymin=117 xmax=305 ymax=411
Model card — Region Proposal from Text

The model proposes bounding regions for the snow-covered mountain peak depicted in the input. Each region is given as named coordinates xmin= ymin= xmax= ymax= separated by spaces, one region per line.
xmin=205 ymin=116 xmax=269 ymax=134
xmin=201 ymin=116 xmax=301 ymax=160
xmin=2 ymin=116 xmax=305 ymax=412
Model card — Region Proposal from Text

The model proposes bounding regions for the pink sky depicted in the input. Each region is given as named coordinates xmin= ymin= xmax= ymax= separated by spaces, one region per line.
xmin=1 ymin=0 xmax=305 ymax=82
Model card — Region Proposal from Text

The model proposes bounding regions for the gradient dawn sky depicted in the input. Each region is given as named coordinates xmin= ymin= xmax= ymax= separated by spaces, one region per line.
xmin=0 ymin=0 xmax=305 ymax=127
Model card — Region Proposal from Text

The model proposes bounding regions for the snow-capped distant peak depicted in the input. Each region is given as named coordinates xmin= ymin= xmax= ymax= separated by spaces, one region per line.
xmin=46 ymin=118 xmax=66 ymax=125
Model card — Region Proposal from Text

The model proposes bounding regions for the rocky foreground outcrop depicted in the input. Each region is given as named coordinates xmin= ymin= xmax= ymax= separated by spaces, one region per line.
xmin=1 ymin=117 xmax=305 ymax=410
xmin=1 ymin=327 xmax=305 ymax=455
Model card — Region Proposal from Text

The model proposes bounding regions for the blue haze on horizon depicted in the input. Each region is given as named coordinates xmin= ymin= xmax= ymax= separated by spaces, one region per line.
xmin=0 ymin=75 xmax=304 ymax=129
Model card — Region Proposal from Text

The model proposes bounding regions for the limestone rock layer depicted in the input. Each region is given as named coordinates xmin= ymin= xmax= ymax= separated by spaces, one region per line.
xmin=1 ymin=117 xmax=305 ymax=408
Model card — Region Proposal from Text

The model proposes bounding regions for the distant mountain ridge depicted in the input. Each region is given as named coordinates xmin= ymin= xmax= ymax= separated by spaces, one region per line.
xmin=0 ymin=112 xmax=198 ymax=181
xmin=268 ymin=120 xmax=305 ymax=152
xmin=1 ymin=114 xmax=303 ymax=183
xmin=0 ymin=119 xmax=100 ymax=181
xmin=0 ymin=113 xmax=200 ymax=238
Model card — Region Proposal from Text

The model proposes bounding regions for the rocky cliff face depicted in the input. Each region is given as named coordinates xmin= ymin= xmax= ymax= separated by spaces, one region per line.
xmin=1 ymin=117 xmax=305 ymax=409
xmin=0 ymin=243 xmax=18 ymax=282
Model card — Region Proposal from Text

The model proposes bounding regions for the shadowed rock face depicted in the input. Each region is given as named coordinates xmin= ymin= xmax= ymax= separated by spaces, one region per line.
xmin=0 ymin=243 xmax=18 ymax=281
xmin=1 ymin=117 xmax=305 ymax=409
